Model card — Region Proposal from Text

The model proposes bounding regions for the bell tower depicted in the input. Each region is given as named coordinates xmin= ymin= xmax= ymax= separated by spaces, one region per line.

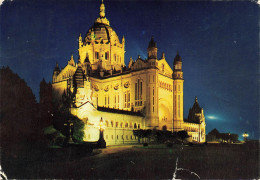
xmin=173 ymin=52 xmax=184 ymax=131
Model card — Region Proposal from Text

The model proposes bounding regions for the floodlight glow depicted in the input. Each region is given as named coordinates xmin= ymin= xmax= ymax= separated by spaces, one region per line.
xmin=207 ymin=115 xmax=217 ymax=120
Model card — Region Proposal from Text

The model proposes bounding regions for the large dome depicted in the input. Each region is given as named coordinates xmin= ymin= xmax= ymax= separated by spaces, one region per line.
xmin=84 ymin=23 xmax=119 ymax=43
xmin=78 ymin=1 xmax=125 ymax=69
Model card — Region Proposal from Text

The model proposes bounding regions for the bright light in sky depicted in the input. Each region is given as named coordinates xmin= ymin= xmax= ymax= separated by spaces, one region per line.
xmin=206 ymin=115 xmax=217 ymax=120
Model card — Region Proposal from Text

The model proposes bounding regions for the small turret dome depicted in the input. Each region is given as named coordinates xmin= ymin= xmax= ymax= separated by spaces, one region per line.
xmin=148 ymin=36 xmax=157 ymax=48
xmin=174 ymin=52 xmax=182 ymax=64
xmin=54 ymin=62 xmax=60 ymax=72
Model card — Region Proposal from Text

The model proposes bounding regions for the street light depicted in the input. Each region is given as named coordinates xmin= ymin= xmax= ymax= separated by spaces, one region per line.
xmin=64 ymin=119 xmax=74 ymax=144
xmin=242 ymin=132 xmax=249 ymax=142
xmin=64 ymin=80 xmax=74 ymax=145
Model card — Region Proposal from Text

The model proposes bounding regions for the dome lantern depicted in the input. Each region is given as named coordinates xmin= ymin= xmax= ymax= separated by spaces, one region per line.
xmin=95 ymin=0 xmax=110 ymax=26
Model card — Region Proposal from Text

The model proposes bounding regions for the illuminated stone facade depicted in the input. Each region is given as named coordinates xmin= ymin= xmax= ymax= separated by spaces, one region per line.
xmin=52 ymin=1 xmax=206 ymax=144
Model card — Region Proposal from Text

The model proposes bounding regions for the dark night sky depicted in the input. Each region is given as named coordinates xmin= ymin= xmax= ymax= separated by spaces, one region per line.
xmin=0 ymin=0 xmax=259 ymax=139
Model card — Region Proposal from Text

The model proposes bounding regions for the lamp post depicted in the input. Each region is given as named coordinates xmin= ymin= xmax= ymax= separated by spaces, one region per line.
xmin=64 ymin=80 xmax=75 ymax=145
xmin=64 ymin=119 xmax=74 ymax=144
xmin=97 ymin=117 xmax=106 ymax=148
xmin=242 ymin=132 xmax=249 ymax=142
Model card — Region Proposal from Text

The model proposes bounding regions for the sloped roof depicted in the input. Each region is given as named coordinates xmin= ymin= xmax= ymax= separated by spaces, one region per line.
xmin=97 ymin=106 xmax=143 ymax=117
xmin=186 ymin=97 xmax=203 ymax=124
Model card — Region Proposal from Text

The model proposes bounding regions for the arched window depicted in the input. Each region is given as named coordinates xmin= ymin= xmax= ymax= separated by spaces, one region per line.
xmin=111 ymin=121 xmax=114 ymax=127
xmin=125 ymin=122 xmax=128 ymax=128
xmin=105 ymin=120 xmax=109 ymax=127
xmin=116 ymin=122 xmax=119 ymax=128
xmin=138 ymin=124 xmax=140 ymax=129
xmin=130 ymin=122 xmax=133 ymax=128
xmin=120 ymin=122 xmax=123 ymax=128
xmin=134 ymin=123 xmax=137 ymax=129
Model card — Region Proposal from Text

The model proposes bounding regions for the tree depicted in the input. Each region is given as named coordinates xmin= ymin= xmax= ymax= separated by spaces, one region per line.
xmin=71 ymin=115 xmax=85 ymax=143
xmin=133 ymin=129 xmax=144 ymax=143
xmin=0 ymin=67 xmax=41 ymax=153
xmin=177 ymin=130 xmax=189 ymax=143
xmin=39 ymin=78 xmax=53 ymax=127
xmin=53 ymin=78 xmax=83 ymax=144
xmin=133 ymin=129 xmax=174 ymax=143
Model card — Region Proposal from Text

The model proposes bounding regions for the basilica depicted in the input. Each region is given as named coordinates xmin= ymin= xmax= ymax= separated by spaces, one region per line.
xmin=52 ymin=1 xmax=206 ymax=145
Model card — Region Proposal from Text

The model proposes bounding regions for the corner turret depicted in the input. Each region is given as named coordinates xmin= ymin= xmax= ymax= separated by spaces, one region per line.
xmin=79 ymin=34 xmax=83 ymax=47
xmin=122 ymin=35 xmax=125 ymax=48
xmin=161 ymin=52 xmax=165 ymax=59
xmin=53 ymin=62 xmax=60 ymax=83
xmin=68 ymin=55 xmax=75 ymax=66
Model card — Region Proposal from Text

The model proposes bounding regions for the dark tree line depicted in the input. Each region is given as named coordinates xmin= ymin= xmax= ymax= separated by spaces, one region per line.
xmin=0 ymin=67 xmax=41 ymax=152
xmin=39 ymin=79 xmax=53 ymax=127
xmin=207 ymin=128 xmax=239 ymax=143
xmin=133 ymin=129 xmax=189 ymax=144
xmin=0 ymin=66 xmax=85 ymax=153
